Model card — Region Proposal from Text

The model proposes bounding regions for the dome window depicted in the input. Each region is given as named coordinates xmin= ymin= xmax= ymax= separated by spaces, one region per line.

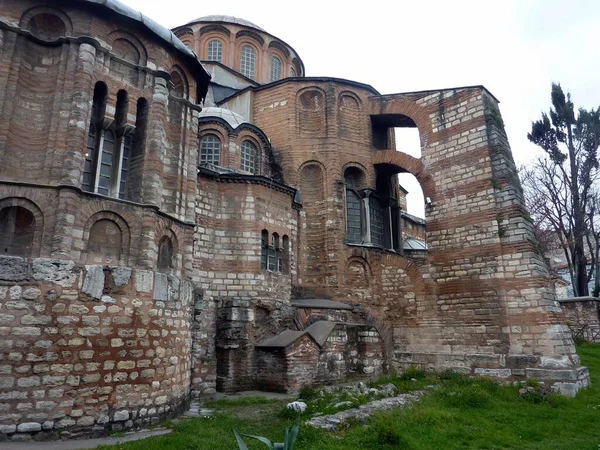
xmin=207 ymin=40 xmax=222 ymax=62
xmin=240 ymin=45 xmax=256 ymax=80
xmin=270 ymin=56 xmax=282 ymax=82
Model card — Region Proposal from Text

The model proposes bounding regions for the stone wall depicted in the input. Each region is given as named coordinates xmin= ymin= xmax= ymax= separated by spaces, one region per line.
xmin=192 ymin=175 xmax=299 ymax=392
xmin=0 ymin=257 xmax=202 ymax=439
xmin=559 ymin=297 xmax=600 ymax=343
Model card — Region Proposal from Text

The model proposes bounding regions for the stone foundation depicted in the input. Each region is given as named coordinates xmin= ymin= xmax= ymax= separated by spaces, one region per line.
xmin=0 ymin=257 xmax=211 ymax=440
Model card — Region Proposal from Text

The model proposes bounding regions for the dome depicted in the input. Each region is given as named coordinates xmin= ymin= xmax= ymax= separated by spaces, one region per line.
xmin=199 ymin=107 xmax=246 ymax=128
xmin=187 ymin=15 xmax=265 ymax=32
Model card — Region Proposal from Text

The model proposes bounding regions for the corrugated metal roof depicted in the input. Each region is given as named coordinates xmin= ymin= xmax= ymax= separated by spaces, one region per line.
xmin=403 ymin=238 xmax=428 ymax=251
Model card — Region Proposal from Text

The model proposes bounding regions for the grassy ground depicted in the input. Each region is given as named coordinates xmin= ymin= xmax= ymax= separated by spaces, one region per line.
xmin=97 ymin=343 xmax=600 ymax=450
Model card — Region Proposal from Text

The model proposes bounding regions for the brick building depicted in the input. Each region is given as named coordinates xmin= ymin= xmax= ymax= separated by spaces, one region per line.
xmin=0 ymin=0 xmax=590 ymax=439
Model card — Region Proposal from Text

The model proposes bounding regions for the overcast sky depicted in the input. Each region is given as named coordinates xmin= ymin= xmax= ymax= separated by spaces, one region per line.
xmin=122 ymin=0 xmax=600 ymax=217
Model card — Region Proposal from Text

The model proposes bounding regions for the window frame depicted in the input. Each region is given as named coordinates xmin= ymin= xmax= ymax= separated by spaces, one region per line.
xmin=240 ymin=139 xmax=258 ymax=174
xmin=207 ymin=39 xmax=223 ymax=62
xmin=239 ymin=44 xmax=257 ymax=80
xmin=270 ymin=55 xmax=282 ymax=82
xmin=199 ymin=134 xmax=222 ymax=166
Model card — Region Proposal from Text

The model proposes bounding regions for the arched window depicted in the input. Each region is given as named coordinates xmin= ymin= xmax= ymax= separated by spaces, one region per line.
xmin=260 ymin=229 xmax=268 ymax=270
xmin=200 ymin=135 xmax=221 ymax=166
xmin=345 ymin=168 xmax=365 ymax=244
xmin=240 ymin=140 xmax=257 ymax=174
xmin=207 ymin=40 xmax=223 ymax=62
xmin=84 ymin=85 xmax=136 ymax=199
xmin=0 ymin=206 xmax=35 ymax=257
xmin=290 ymin=66 xmax=296 ymax=78
xmin=157 ymin=236 xmax=174 ymax=271
xmin=240 ymin=45 xmax=256 ymax=80
xmin=282 ymin=235 xmax=290 ymax=274
xmin=270 ymin=56 xmax=282 ymax=82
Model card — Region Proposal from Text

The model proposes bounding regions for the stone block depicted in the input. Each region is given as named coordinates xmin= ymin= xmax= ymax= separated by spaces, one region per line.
xmin=153 ymin=273 xmax=168 ymax=301
xmin=113 ymin=410 xmax=129 ymax=421
xmin=111 ymin=267 xmax=132 ymax=288
xmin=82 ymin=265 xmax=104 ymax=300
xmin=0 ymin=424 xmax=16 ymax=433
xmin=526 ymin=368 xmax=580 ymax=381
xmin=32 ymin=259 xmax=77 ymax=288
xmin=0 ymin=256 xmax=28 ymax=281
xmin=16 ymin=422 xmax=41 ymax=432
xmin=135 ymin=270 xmax=153 ymax=293
xmin=22 ymin=288 xmax=41 ymax=300
xmin=473 ymin=368 xmax=512 ymax=378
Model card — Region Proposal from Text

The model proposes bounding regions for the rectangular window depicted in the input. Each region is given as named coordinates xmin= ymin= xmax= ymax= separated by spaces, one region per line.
xmin=346 ymin=190 xmax=362 ymax=243
xmin=268 ymin=247 xmax=276 ymax=271
xmin=119 ymin=135 xmax=132 ymax=200
xmin=370 ymin=197 xmax=384 ymax=247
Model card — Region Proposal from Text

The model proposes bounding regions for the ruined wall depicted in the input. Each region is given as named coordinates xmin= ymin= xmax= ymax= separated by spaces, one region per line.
xmin=252 ymin=78 xmax=588 ymax=395
xmin=558 ymin=298 xmax=600 ymax=343
xmin=192 ymin=176 xmax=299 ymax=392
xmin=0 ymin=257 xmax=195 ymax=438
xmin=370 ymin=87 xmax=587 ymax=395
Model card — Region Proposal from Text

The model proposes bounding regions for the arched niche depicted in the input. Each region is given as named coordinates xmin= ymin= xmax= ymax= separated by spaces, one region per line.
xmin=0 ymin=206 xmax=35 ymax=258
xmin=20 ymin=6 xmax=72 ymax=41
xmin=297 ymin=88 xmax=326 ymax=136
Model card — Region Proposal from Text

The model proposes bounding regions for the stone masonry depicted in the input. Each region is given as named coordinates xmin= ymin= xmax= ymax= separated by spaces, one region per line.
xmin=0 ymin=0 xmax=591 ymax=441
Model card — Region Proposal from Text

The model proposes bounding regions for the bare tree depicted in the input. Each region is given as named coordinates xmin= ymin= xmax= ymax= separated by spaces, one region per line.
xmin=524 ymin=83 xmax=600 ymax=297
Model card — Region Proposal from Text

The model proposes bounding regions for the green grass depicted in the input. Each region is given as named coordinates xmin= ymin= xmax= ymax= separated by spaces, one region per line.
xmin=97 ymin=343 xmax=600 ymax=450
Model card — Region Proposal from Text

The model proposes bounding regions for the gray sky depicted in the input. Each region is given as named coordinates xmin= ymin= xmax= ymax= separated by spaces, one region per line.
xmin=122 ymin=0 xmax=600 ymax=217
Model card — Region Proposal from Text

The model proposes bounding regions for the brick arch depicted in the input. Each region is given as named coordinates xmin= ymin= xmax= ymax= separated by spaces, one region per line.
xmin=338 ymin=91 xmax=363 ymax=141
xmin=297 ymin=87 xmax=327 ymax=136
xmin=344 ymin=256 xmax=372 ymax=288
xmin=169 ymin=65 xmax=189 ymax=98
xmin=20 ymin=6 xmax=73 ymax=38
xmin=0 ymin=197 xmax=44 ymax=258
xmin=82 ymin=211 xmax=131 ymax=266
xmin=372 ymin=150 xmax=436 ymax=200
xmin=369 ymin=95 xmax=434 ymax=137
xmin=156 ymin=228 xmax=178 ymax=272
xmin=381 ymin=253 xmax=428 ymax=296
xmin=108 ymin=30 xmax=148 ymax=65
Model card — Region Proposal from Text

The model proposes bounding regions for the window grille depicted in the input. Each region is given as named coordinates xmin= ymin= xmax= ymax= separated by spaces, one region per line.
xmin=270 ymin=56 xmax=282 ymax=82
xmin=207 ymin=40 xmax=222 ymax=62
xmin=370 ymin=197 xmax=384 ymax=247
xmin=200 ymin=135 xmax=221 ymax=166
xmin=240 ymin=45 xmax=256 ymax=79
xmin=241 ymin=140 xmax=257 ymax=174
